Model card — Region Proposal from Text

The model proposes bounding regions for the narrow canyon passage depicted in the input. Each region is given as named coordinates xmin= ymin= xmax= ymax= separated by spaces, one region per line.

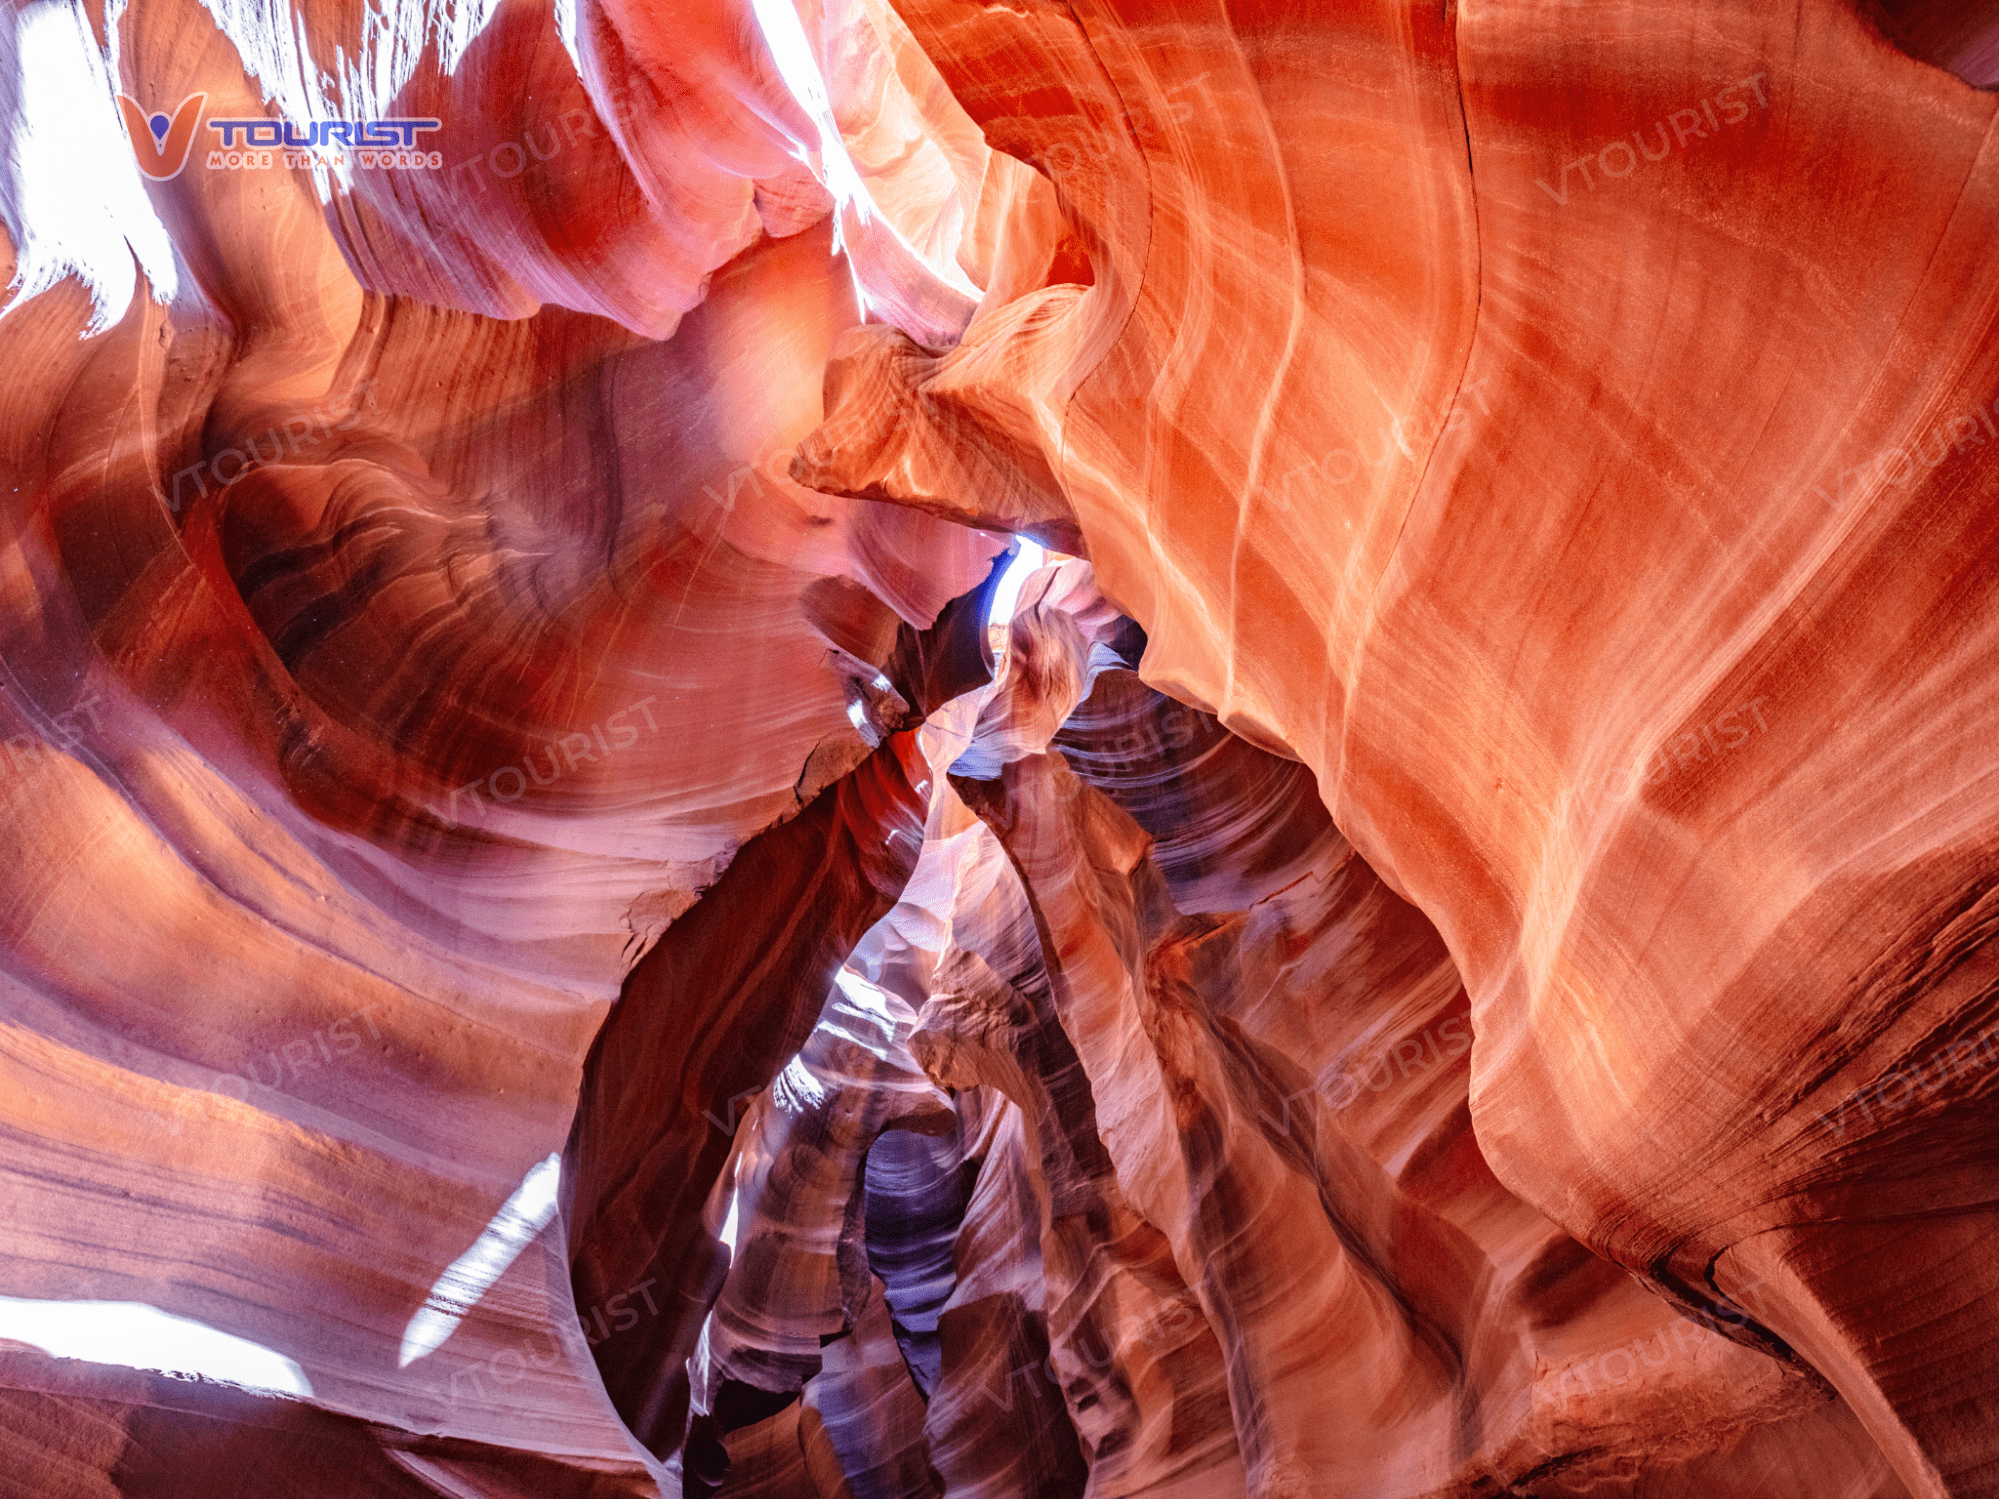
xmin=0 ymin=0 xmax=1995 ymax=1495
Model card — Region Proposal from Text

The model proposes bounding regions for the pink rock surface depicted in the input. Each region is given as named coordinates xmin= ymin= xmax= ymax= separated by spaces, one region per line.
xmin=0 ymin=0 xmax=1992 ymax=1494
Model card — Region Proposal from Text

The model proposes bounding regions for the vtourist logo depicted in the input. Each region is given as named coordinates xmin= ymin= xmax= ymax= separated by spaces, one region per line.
xmin=115 ymin=92 xmax=206 ymax=181
xmin=116 ymin=93 xmax=445 ymax=176
xmin=206 ymin=115 xmax=444 ymax=171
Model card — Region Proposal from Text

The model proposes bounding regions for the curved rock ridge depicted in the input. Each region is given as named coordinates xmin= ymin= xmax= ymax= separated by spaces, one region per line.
xmin=93 ymin=0 xmax=986 ymax=339
xmin=791 ymin=1 xmax=1999 ymax=1492
xmin=600 ymin=568 xmax=1901 ymax=1497
xmin=0 ymin=0 xmax=1991 ymax=1493
xmin=0 ymin=0 xmax=1005 ymax=1474
xmin=927 ymin=579 xmax=1905 ymax=1498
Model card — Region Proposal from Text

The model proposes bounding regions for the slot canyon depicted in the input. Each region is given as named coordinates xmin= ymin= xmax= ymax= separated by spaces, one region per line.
xmin=0 ymin=0 xmax=1996 ymax=1493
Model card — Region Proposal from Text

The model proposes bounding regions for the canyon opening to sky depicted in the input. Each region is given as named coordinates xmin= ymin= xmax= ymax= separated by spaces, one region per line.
xmin=0 ymin=0 xmax=1996 ymax=1495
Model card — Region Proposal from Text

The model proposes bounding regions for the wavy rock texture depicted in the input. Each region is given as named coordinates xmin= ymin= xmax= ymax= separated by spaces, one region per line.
xmin=0 ymin=0 xmax=1993 ymax=1494
xmin=793 ymin=2 xmax=1999 ymax=1495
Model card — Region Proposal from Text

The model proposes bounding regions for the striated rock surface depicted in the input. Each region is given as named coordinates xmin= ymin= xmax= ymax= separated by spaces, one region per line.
xmin=0 ymin=0 xmax=1992 ymax=1494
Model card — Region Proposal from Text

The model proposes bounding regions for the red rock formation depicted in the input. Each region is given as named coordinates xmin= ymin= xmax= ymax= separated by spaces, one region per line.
xmin=797 ymin=3 xmax=1999 ymax=1493
xmin=0 ymin=0 xmax=1992 ymax=1493
xmin=936 ymin=593 xmax=1908 ymax=1496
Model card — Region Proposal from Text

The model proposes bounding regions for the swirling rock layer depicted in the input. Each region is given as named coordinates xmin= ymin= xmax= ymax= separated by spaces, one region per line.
xmin=0 ymin=0 xmax=1993 ymax=1495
